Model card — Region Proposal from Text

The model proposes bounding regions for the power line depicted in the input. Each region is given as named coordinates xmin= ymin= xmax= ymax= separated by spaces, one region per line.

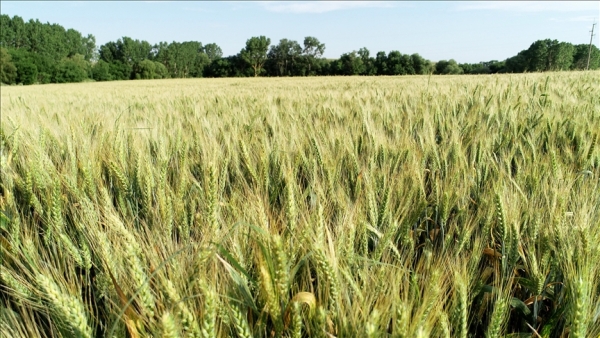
xmin=587 ymin=21 xmax=596 ymax=70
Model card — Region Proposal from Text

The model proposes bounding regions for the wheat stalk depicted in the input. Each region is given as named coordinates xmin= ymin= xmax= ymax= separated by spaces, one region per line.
xmin=36 ymin=274 xmax=92 ymax=338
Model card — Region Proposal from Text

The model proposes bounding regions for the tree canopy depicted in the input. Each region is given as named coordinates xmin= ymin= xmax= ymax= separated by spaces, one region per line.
xmin=1 ymin=14 xmax=598 ymax=85
xmin=241 ymin=36 xmax=271 ymax=77
xmin=0 ymin=14 xmax=96 ymax=84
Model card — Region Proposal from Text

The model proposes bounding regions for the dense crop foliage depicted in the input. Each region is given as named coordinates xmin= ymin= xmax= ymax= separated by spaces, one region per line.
xmin=1 ymin=72 xmax=599 ymax=337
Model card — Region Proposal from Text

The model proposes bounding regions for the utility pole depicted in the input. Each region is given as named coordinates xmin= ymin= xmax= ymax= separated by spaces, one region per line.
xmin=587 ymin=21 xmax=596 ymax=70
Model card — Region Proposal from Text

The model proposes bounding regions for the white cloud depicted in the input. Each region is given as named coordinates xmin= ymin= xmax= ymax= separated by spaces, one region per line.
xmin=456 ymin=1 xmax=599 ymax=12
xmin=258 ymin=1 xmax=396 ymax=14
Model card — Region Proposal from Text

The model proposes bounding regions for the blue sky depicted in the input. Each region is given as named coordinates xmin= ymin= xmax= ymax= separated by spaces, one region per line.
xmin=2 ymin=1 xmax=599 ymax=63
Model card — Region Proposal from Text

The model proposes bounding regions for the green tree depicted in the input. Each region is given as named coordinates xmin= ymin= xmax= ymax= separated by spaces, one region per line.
xmin=505 ymin=51 xmax=528 ymax=73
xmin=47 ymin=23 xmax=68 ymax=59
xmin=173 ymin=41 xmax=200 ymax=77
xmin=10 ymin=15 xmax=28 ymax=49
xmin=412 ymin=53 xmax=433 ymax=75
xmin=136 ymin=59 xmax=156 ymax=79
xmin=108 ymin=61 xmax=132 ymax=80
xmin=64 ymin=28 xmax=84 ymax=57
xmin=241 ymin=36 xmax=271 ymax=77
xmin=92 ymin=60 xmax=112 ymax=81
xmin=387 ymin=51 xmax=405 ymax=75
xmin=154 ymin=41 xmax=205 ymax=78
xmin=149 ymin=41 xmax=168 ymax=60
xmin=572 ymin=44 xmax=600 ymax=70
xmin=267 ymin=38 xmax=302 ymax=76
xmin=525 ymin=40 xmax=550 ymax=71
xmin=1 ymin=47 xmax=17 ymax=84
xmin=335 ymin=51 xmax=365 ymax=75
xmin=99 ymin=41 xmax=118 ymax=63
xmin=154 ymin=61 xmax=169 ymax=79
xmin=0 ymin=15 xmax=98 ymax=83
xmin=460 ymin=62 xmax=495 ymax=74
xmin=82 ymin=34 xmax=97 ymax=61
xmin=16 ymin=60 xmax=38 ymax=85
xmin=203 ymin=43 xmax=223 ymax=62
xmin=488 ymin=60 xmax=505 ymax=73
xmin=541 ymin=40 xmax=574 ymax=70
xmin=374 ymin=51 xmax=388 ymax=75
xmin=25 ymin=19 xmax=45 ymax=55
xmin=119 ymin=37 xmax=152 ymax=67
xmin=400 ymin=54 xmax=415 ymax=75
xmin=302 ymin=36 xmax=325 ymax=75
xmin=435 ymin=59 xmax=463 ymax=75
xmin=205 ymin=57 xmax=232 ymax=77
xmin=54 ymin=54 xmax=89 ymax=83
xmin=523 ymin=39 xmax=574 ymax=71
xmin=358 ymin=47 xmax=376 ymax=75
xmin=572 ymin=44 xmax=589 ymax=70
xmin=7 ymin=48 xmax=53 ymax=83
xmin=192 ymin=52 xmax=211 ymax=77
xmin=99 ymin=37 xmax=152 ymax=78
xmin=0 ymin=15 xmax=15 ymax=49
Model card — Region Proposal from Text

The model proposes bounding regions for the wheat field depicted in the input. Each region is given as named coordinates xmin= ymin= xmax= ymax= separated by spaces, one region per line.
xmin=1 ymin=72 xmax=599 ymax=337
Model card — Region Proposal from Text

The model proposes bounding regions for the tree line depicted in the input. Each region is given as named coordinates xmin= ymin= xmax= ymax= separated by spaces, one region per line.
xmin=1 ymin=14 xmax=599 ymax=85
xmin=0 ymin=15 xmax=96 ymax=85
